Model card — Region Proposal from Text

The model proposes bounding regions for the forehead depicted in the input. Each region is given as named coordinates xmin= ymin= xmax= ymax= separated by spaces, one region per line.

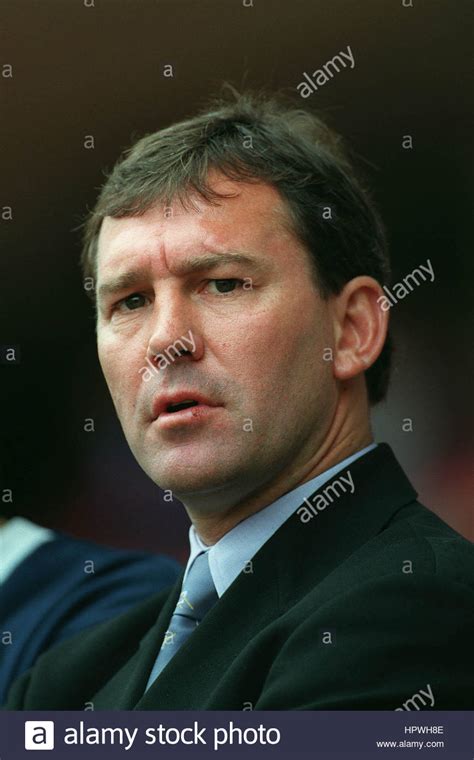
xmin=96 ymin=176 xmax=299 ymax=277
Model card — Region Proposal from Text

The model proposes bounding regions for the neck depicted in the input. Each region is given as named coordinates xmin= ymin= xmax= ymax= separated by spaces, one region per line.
xmin=186 ymin=382 xmax=373 ymax=545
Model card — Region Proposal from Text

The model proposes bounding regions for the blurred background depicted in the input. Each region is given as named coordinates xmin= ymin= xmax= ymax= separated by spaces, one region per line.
xmin=1 ymin=0 xmax=473 ymax=560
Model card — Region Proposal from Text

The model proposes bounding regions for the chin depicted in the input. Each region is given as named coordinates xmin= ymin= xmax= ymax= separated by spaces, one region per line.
xmin=142 ymin=463 xmax=218 ymax=492
xmin=146 ymin=461 xmax=244 ymax=498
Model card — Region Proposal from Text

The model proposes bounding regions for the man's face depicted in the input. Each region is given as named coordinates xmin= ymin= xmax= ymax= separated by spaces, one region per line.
xmin=96 ymin=175 xmax=338 ymax=510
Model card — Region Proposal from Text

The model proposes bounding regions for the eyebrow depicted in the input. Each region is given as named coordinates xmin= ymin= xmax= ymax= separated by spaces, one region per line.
xmin=97 ymin=251 xmax=268 ymax=301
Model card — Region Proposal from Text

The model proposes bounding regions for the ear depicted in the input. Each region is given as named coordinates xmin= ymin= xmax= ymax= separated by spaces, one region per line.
xmin=331 ymin=276 xmax=389 ymax=384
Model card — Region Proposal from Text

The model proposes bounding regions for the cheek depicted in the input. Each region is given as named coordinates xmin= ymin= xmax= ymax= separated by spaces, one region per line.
xmin=97 ymin=338 xmax=117 ymax=387
xmin=98 ymin=338 xmax=140 ymax=408
xmin=230 ymin=303 xmax=322 ymax=368
xmin=217 ymin=305 xmax=322 ymax=400
xmin=248 ymin=319 xmax=333 ymax=430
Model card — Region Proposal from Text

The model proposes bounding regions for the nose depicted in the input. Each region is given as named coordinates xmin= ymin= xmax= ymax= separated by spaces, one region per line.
xmin=145 ymin=289 xmax=203 ymax=366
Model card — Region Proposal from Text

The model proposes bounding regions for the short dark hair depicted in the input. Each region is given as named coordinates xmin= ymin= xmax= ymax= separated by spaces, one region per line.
xmin=80 ymin=88 xmax=392 ymax=404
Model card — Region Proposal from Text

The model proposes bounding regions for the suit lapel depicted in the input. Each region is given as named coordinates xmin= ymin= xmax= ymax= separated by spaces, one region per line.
xmin=271 ymin=443 xmax=418 ymax=609
xmin=92 ymin=574 xmax=184 ymax=709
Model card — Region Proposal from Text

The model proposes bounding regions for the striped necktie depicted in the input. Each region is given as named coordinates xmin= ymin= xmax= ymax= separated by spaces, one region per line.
xmin=145 ymin=551 xmax=218 ymax=690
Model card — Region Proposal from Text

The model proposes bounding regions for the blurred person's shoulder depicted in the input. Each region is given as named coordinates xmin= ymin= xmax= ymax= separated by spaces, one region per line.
xmin=48 ymin=530 xmax=181 ymax=578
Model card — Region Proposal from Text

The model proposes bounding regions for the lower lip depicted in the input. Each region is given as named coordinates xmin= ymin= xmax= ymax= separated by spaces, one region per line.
xmin=154 ymin=404 xmax=222 ymax=429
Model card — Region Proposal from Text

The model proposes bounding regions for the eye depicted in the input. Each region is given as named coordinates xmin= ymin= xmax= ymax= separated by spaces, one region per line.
xmin=207 ymin=279 xmax=243 ymax=294
xmin=115 ymin=293 xmax=147 ymax=311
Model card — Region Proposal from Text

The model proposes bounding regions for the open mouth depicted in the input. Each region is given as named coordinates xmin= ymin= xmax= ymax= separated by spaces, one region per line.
xmin=153 ymin=395 xmax=220 ymax=426
xmin=165 ymin=399 xmax=200 ymax=414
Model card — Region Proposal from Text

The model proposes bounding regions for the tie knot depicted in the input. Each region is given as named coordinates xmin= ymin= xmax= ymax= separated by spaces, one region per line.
xmin=174 ymin=551 xmax=217 ymax=622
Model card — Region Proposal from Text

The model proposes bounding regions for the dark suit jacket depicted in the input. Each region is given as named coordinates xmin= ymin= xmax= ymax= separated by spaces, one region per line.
xmin=4 ymin=445 xmax=474 ymax=710
xmin=0 ymin=532 xmax=180 ymax=703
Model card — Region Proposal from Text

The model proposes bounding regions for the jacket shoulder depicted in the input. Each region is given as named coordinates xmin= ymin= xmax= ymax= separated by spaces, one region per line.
xmin=381 ymin=500 xmax=474 ymax=586
xmin=257 ymin=501 xmax=474 ymax=709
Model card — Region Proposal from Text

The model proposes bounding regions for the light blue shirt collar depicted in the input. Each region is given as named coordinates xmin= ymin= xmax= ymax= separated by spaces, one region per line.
xmin=185 ymin=443 xmax=377 ymax=597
